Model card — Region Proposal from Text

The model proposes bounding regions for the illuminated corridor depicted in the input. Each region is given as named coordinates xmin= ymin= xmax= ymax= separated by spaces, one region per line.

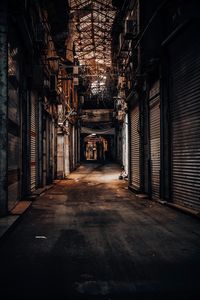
xmin=0 ymin=0 xmax=200 ymax=299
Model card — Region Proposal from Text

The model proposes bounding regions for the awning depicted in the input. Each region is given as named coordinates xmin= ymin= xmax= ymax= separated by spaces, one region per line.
xmin=81 ymin=126 xmax=115 ymax=135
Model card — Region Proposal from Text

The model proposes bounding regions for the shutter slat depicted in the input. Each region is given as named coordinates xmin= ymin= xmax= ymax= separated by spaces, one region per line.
xmin=150 ymin=82 xmax=160 ymax=201
xmin=130 ymin=105 xmax=140 ymax=189
xmin=170 ymin=24 xmax=200 ymax=211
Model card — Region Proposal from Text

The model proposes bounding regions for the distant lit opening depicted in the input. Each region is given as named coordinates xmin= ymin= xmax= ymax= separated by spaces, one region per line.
xmin=83 ymin=134 xmax=111 ymax=162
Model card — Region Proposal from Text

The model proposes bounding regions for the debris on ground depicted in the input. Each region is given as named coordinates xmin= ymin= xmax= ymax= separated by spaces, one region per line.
xmin=118 ymin=167 xmax=128 ymax=180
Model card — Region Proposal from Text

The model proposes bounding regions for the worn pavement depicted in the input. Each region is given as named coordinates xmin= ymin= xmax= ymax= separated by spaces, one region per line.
xmin=0 ymin=163 xmax=200 ymax=300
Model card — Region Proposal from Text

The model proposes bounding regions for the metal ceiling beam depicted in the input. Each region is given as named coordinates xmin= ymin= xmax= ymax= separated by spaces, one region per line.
xmin=69 ymin=0 xmax=115 ymax=94
xmin=94 ymin=0 xmax=117 ymax=11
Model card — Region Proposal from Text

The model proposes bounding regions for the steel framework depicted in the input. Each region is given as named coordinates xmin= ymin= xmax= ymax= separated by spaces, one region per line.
xmin=69 ymin=0 xmax=116 ymax=94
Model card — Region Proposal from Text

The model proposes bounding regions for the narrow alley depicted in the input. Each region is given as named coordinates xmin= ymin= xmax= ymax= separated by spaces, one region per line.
xmin=0 ymin=0 xmax=200 ymax=299
xmin=0 ymin=164 xmax=200 ymax=299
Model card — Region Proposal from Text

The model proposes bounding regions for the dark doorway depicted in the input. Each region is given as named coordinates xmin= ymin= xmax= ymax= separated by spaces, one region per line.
xmin=81 ymin=134 xmax=115 ymax=162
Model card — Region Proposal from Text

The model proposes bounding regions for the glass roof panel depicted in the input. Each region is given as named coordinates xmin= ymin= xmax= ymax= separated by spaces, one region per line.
xmin=68 ymin=0 xmax=116 ymax=94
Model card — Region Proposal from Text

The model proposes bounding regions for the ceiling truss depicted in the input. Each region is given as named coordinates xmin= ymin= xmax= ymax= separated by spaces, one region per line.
xmin=69 ymin=0 xmax=116 ymax=95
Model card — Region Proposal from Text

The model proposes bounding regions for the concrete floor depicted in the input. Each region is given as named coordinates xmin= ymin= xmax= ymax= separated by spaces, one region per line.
xmin=0 ymin=163 xmax=200 ymax=300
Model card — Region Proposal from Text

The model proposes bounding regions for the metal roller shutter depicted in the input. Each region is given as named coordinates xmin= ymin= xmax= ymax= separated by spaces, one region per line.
xmin=130 ymin=105 xmax=140 ymax=190
xmin=30 ymin=92 xmax=37 ymax=192
xmin=7 ymin=40 xmax=21 ymax=210
xmin=149 ymin=81 xmax=160 ymax=200
xmin=169 ymin=23 xmax=200 ymax=211
xmin=49 ymin=120 xmax=53 ymax=182
xmin=52 ymin=121 xmax=55 ymax=180
xmin=42 ymin=113 xmax=47 ymax=186
xmin=69 ymin=124 xmax=73 ymax=171
xmin=74 ymin=126 xmax=76 ymax=167
xmin=72 ymin=126 xmax=76 ymax=168
xmin=8 ymin=88 xmax=21 ymax=210
xmin=46 ymin=117 xmax=51 ymax=184
xmin=76 ymin=128 xmax=78 ymax=163
xmin=122 ymin=114 xmax=128 ymax=174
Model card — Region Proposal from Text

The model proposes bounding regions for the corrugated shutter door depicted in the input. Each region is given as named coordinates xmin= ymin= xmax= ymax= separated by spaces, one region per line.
xmin=46 ymin=117 xmax=51 ymax=184
xmin=170 ymin=23 xmax=200 ymax=211
xmin=52 ymin=121 xmax=55 ymax=179
xmin=7 ymin=43 xmax=21 ymax=210
xmin=8 ymin=101 xmax=21 ymax=210
xmin=75 ymin=127 xmax=77 ymax=166
xmin=150 ymin=91 xmax=160 ymax=200
xmin=73 ymin=126 xmax=75 ymax=168
xmin=49 ymin=120 xmax=53 ymax=182
xmin=30 ymin=92 xmax=37 ymax=191
xmin=69 ymin=124 xmax=73 ymax=171
xmin=130 ymin=105 xmax=140 ymax=189
xmin=42 ymin=115 xmax=47 ymax=186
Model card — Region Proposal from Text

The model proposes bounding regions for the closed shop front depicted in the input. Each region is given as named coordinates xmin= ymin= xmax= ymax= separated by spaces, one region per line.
xmin=42 ymin=111 xmax=47 ymax=186
xmin=57 ymin=131 xmax=64 ymax=179
xmin=69 ymin=124 xmax=73 ymax=171
xmin=70 ymin=124 xmax=76 ymax=170
xmin=52 ymin=120 xmax=57 ymax=180
xmin=7 ymin=32 xmax=21 ymax=210
xmin=129 ymin=104 xmax=140 ymax=190
xmin=77 ymin=127 xmax=80 ymax=164
xmin=42 ymin=110 xmax=54 ymax=185
xmin=49 ymin=118 xmax=53 ymax=182
xmin=64 ymin=133 xmax=70 ymax=177
xmin=73 ymin=126 xmax=76 ymax=168
xmin=169 ymin=22 xmax=200 ymax=211
xmin=30 ymin=91 xmax=38 ymax=192
xmin=46 ymin=115 xmax=52 ymax=184
xmin=74 ymin=127 xmax=76 ymax=167
xmin=149 ymin=81 xmax=160 ymax=200
xmin=122 ymin=114 xmax=129 ymax=174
